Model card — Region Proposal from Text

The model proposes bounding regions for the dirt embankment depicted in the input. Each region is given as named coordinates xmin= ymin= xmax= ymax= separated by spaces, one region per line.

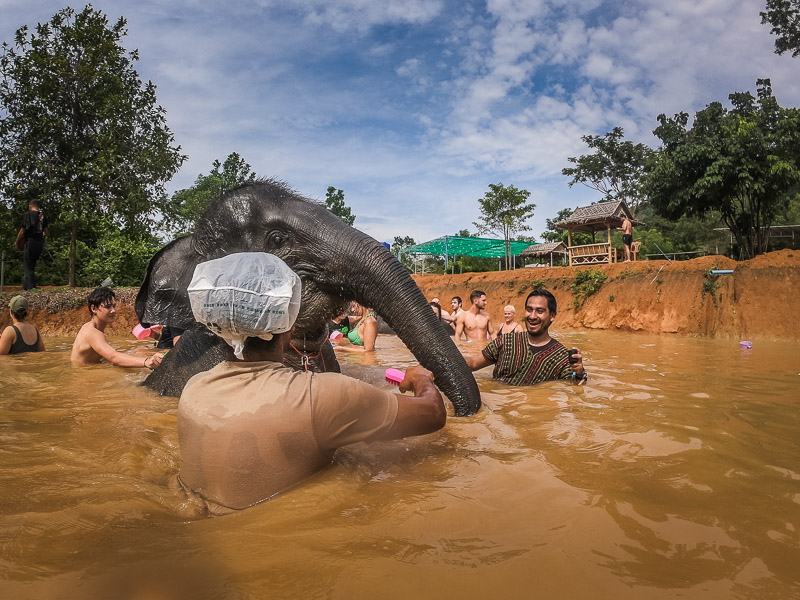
xmin=0 ymin=288 xmax=140 ymax=337
xmin=414 ymin=249 xmax=800 ymax=341
xmin=1 ymin=250 xmax=798 ymax=340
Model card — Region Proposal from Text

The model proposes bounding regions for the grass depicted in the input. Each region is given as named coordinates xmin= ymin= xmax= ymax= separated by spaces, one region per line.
xmin=517 ymin=279 xmax=546 ymax=293
xmin=571 ymin=269 xmax=608 ymax=310
xmin=702 ymin=267 xmax=720 ymax=305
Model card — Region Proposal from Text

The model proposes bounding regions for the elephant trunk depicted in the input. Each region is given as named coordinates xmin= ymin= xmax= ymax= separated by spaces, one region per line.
xmin=328 ymin=234 xmax=481 ymax=417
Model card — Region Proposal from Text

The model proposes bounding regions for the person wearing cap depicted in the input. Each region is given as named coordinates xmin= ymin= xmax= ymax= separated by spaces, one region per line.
xmin=178 ymin=252 xmax=446 ymax=512
xmin=0 ymin=295 xmax=45 ymax=354
xmin=70 ymin=287 xmax=164 ymax=369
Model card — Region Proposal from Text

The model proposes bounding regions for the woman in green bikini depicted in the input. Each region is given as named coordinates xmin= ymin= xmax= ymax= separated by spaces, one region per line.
xmin=341 ymin=302 xmax=378 ymax=351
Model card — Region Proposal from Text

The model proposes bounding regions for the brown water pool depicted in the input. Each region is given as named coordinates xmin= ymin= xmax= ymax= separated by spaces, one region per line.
xmin=1 ymin=332 xmax=798 ymax=599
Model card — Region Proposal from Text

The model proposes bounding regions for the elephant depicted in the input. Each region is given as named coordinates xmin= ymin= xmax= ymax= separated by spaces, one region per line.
xmin=135 ymin=179 xmax=481 ymax=417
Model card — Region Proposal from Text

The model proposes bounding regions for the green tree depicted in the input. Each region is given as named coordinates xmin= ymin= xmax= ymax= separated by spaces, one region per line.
xmin=646 ymin=79 xmax=800 ymax=259
xmin=473 ymin=183 xmax=536 ymax=270
xmin=562 ymin=127 xmax=653 ymax=216
xmin=325 ymin=186 xmax=355 ymax=226
xmin=0 ymin=6 xmax=185 ymax=286
xmin=540 ymin=208 xmax=573 ymax=243
xmin=391 ymin=235 xmax=416 ymax=270
xmin=172 ymin=152 xmax=257 ymax=230
xmin=761 ymin=0 xmax=800 ymax=57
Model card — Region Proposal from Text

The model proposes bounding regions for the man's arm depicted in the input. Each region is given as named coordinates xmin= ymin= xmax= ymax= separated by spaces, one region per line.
xmin=462 ymin=352 xmax=493 ymax=372
xmin=86 ymin=329 xmax=163 ymax=368
xmin=15 ymin=228 xmax=24 ymax=250
xmin=485 ymin=317 xmax=494 ymax=339
xmin=454 ymin=313 xmax=465 ymax=340
xmin=380 ymin=366 xmax=446 ymax=439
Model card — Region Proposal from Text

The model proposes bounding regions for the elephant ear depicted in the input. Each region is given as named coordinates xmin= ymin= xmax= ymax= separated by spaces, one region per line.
xmin=135 ymin=235 xmax=203 ymax=329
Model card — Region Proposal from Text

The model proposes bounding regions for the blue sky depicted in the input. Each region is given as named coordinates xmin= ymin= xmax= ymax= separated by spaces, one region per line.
xmin=2 ymin=0 xmax=798 ymax=244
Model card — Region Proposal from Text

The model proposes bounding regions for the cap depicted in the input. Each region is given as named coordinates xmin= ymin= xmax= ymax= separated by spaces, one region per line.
xmin=9 ymin=295 xmax=28 ymax=313
xmin=187 ymin=252 xmax=302 ymax=359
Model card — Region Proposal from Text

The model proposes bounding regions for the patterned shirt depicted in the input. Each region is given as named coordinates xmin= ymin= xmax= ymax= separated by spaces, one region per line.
xmin=481 ymin=333 xmax=573 ymax=385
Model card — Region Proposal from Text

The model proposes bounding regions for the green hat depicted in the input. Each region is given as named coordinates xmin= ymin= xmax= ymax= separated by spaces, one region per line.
xmin=9 ymin=295 xmax=28 ymax=312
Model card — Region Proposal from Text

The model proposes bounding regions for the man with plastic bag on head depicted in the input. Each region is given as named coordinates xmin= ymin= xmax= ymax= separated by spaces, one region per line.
xmin=178 ymin=252 xmax=446 ymax=513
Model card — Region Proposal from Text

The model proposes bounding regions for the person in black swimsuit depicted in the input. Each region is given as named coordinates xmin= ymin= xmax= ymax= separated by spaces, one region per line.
xmin=0 ymin=295 xmax=45 ymax=354
xmin=496 ymin=304 xmax=524 ymax=338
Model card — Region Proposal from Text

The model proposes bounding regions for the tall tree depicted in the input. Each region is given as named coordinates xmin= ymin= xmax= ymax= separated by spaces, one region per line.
xmin=473 ymin=183 xmax=536 ymax=270
xmin=0 ymin=6 xmax=185 ymax=286
xmin=761 ymin=0 xmax=800 ymax=57
xmin=324 ymin=186 xmax=355 ymax=226
xmin=562 ymin=127 xmax=653 ymax=216
xmin=172 ymin=152 xmax=257 ymax=230
xmin=646 ymin=79 xmax=800 ymax=259
xmin=540 ymin=208 xmax=574 ymax=243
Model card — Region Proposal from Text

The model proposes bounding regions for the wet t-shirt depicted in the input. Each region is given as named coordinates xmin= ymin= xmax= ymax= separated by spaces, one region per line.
xmin=178 ymin=361 xmax=398 ymax=510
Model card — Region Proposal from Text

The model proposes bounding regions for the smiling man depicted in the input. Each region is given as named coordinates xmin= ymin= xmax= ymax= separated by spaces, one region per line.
xmin=462 ymin=289 xmax=586 ymax=385
xmin=70 ymin=287 xmax=164 ymax=369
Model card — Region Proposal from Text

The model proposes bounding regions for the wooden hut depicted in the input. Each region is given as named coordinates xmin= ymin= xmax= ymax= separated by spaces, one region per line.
xmin=518 ymin=241 xmax=567 ymax=267
xmin=556 ymin=201 xmax=641 ymax=266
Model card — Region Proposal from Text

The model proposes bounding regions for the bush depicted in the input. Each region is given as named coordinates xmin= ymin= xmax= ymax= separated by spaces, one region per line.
xmin=571 ymin=269 xmax=608 ymax=309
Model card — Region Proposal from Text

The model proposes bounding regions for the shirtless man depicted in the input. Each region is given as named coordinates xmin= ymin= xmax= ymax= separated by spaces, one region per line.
xmin=441 ymin=296 xmax=463 ymax=329
xmin=71 ymin=287 xmax=164 ymax=369
xmin=619 ymin=215 xmax=633 ymax=262
xmin=455 ymin=290 xmax=494 ymax=342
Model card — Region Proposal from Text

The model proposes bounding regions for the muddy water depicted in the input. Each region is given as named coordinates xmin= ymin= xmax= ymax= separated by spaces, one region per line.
xmin=1 ymin=332 xmax=798 ymax=600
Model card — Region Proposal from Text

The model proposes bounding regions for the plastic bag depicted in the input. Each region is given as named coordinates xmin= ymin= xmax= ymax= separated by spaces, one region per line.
xmin=188 ymin=252 xmax=301 ymax=359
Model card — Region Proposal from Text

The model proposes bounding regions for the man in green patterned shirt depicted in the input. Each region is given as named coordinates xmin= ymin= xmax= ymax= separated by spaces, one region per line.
xmin=462 ymin=289 xmax=587 ymax=385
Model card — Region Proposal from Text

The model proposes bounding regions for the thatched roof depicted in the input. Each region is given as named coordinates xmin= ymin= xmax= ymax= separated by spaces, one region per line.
xmin=555 ymin=200 xmax=643 ymax=233
xmin=518 ymin=241 xmax=567 ymax=258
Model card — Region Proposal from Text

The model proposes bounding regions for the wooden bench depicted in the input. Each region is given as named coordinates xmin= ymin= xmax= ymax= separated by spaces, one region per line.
xmin=568 ymin=243 xmax=613 ymax=266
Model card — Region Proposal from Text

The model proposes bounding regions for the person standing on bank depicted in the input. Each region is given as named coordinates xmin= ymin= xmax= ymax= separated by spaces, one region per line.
xmin=0 ymin=295 xmax=45 ymax=355
xmin=15 ymin=200 xmax=48 ymax=291
xmin=462 ymin=289 xmax=587 ymax=385
xmin=619 ymin=215 xmax=633 ymax=263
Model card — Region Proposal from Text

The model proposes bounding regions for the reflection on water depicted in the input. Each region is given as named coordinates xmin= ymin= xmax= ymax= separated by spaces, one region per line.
xmin=1 ymin=332 xmax=798 ymax=599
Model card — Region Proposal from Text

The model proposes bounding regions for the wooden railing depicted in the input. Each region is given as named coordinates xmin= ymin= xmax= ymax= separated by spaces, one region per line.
xmin=568 ymin=242 xmax=614 ymax=266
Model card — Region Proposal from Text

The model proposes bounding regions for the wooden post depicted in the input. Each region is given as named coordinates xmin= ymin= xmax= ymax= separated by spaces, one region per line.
xmin=607 ymin=225 xmax=612 ymax=263
xmin=567 ymin=230 xmax=573 ymax=266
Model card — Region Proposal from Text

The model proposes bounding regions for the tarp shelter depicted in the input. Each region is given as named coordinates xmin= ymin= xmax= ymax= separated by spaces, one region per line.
xmin=518 ymin=241 xmax=568 ymax=267
xmin=556 ymin=200 xmax=643 ymax=266
xmin=403 ymin=236 xmax=535 ymax=271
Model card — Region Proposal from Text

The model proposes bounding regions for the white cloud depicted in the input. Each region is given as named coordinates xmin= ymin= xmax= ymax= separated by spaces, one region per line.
xmin=2 ymin=0 xmax=799 ymax=244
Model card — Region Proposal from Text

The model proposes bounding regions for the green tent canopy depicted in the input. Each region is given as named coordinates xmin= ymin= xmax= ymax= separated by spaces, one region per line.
xmin=402 ymin=236 xmax=535 ymax=260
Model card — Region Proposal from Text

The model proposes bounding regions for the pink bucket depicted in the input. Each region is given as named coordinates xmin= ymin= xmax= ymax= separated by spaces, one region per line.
xmin=132 ymin=324 xmax=152 ymax=340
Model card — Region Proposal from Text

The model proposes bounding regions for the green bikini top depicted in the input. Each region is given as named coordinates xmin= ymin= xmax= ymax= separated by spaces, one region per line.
xmin=347 ymin=311 xmax=376 ymax=346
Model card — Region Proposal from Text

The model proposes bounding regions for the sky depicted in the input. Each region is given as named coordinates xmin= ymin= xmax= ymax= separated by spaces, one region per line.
xmin=1 ymin=0 xmax=798 ymax=245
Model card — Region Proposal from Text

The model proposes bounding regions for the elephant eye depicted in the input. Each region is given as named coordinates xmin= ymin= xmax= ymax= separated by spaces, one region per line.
xmin=265 ymin=229 xmax=290 ymax=250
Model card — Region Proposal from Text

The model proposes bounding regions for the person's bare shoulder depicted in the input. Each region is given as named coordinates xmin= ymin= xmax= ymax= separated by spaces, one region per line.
xmin=71 ymin=322 xmax=104 ymax=363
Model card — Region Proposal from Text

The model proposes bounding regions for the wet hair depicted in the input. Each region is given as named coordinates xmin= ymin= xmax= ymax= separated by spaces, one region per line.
xmin=470 ymin=290 xmax=486 ymax=304
xmin=11 ymin=306 xmax=27 ymax=320
xmin=242 ymin=335 xmax=280 ymax=356
xmin=451 ymin=296 xmax=462 ymax=307
xmin=429 ymin=301 xmax=442 ymax=319
xmin=87 ymin=287 xmax=116 ymax=315
xmin=525 ymin=288 xmax=557 ymax=314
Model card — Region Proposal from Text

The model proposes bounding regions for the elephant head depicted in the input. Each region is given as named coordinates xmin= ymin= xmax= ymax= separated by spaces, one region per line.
xmin=135 ymin=180 xmax=481 ymax=416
